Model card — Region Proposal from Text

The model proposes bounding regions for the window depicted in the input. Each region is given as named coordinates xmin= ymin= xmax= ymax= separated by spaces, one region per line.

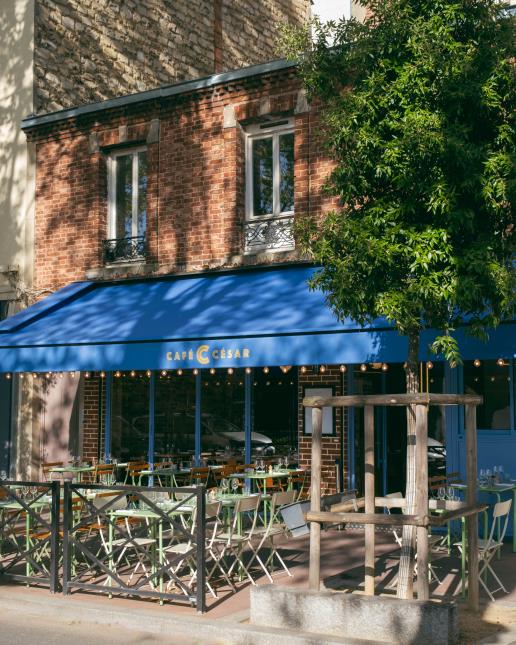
xmin=244 ymin=119 xmax=295 ymax=253
xmin=106 ymin=147 xmax=147 ymax=262
xmin=464 ymin=359 xmax=512 ymax=430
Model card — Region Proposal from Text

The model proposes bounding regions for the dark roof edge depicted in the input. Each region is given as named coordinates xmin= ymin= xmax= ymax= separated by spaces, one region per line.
xmin=21 ymin=58 xmax=298 ymax=131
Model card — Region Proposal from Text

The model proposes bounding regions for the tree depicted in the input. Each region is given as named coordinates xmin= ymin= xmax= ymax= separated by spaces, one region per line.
xmin=282 ymin=0 xmax=515 ymax=598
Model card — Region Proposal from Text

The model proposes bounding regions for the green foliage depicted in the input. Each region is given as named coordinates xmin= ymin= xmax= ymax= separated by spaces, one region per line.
xmin=282 ymin=0 xmax=515 ymax=361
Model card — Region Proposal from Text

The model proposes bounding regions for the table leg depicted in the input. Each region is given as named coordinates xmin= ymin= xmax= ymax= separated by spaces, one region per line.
xmin=461 ymin=517 xmax=466 ymax=598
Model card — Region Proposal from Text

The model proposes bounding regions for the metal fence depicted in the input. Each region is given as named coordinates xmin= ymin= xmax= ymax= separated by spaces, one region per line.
xmin=0 ymin=480 xmax=60 ymax=592
xmin=62 ymin=483 xmax=206 ymax=612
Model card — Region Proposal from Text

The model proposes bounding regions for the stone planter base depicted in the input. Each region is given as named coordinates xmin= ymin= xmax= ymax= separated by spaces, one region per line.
xmin=251 ymin=586 xmax=458 ymax=645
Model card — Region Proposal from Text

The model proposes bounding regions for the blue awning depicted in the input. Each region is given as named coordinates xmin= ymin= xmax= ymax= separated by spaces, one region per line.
xmin=0 ymin=265 xmax=513 ymax=372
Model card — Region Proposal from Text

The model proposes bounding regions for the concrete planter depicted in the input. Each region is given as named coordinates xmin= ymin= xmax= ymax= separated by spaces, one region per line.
xmin=251 ymin=586 xmax=458 ymax=645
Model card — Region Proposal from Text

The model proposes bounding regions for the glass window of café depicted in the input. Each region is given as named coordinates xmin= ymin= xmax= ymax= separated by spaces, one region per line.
xmin=252 ymin=366 xmax=297 ymax=464
xmin=110 ymin=371 xmax=150 ymax=462
xmin=463 ymin=358 xmax=513 ymax=431
xmin=154 ymin=370 xmax=196 ymax=464
xmin=201 ymin=368 xmax=246 ymax=463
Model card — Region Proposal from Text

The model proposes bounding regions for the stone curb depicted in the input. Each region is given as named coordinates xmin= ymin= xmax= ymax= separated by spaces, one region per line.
xmin=0 ymin=588 xmax=383 ymax=645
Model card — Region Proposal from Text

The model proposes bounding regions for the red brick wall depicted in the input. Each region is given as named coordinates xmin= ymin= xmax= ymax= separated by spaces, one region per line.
xmin=298 ymin=365 xmax=348 ymax=495
xmin=82 ymin=376 xmax=104 ymax=462
xmin=28 ymin=69 xmax=336 ymax=293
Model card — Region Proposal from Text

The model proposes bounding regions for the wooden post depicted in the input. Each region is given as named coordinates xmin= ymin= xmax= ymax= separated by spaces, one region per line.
xmin=364 ymin=404 xmax=375 ymax=595
xmin=465 ymin=403 xmax=479 ymax=611
xmin=415 ymin=403 xmax=429 ymax=600
xmin=309 ymin=406 xmax=323 ymax=591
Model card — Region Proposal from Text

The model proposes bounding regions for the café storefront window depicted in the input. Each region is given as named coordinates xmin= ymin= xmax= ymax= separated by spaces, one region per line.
xmin=464 ymin=359 xmax=512 ymax=431
xmin=201 ymin=369 xmax=246 ymax=462
xmin=111 ymin=372 xmax=150 ymax=462
xmin=252 ymin=367 xmax=297 ymax=463
xmin=155 ymin=371 xmax=196 ymax=461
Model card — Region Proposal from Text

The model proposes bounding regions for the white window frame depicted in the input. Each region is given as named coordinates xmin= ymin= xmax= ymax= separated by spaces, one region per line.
xmin=245 ymin=118 xmax=294 ymax=221
xmin=107 ymin=146 xmax=147 ymax=239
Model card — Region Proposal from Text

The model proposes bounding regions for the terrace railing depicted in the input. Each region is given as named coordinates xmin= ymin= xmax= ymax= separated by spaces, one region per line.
xmin=62 ymin=482 xmax=206 ymax=612
xmin=0 ymin=480 xmax=60 ymax=592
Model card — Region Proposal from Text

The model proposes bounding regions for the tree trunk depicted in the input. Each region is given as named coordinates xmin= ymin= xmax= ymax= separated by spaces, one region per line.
xmin=396 ymin=332 xmax=420 ymax=599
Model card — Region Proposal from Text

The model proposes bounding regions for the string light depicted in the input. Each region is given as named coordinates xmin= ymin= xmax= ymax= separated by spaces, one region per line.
xmin=70 ymin=371 xmax=76 ymax=378
xmin=280 ymin=365 xmax=292 ymax=374
xmin=130 ymin=370 xmax=136 ymax=377
xmin=115 ymin=371 xmax=121 ymax=378
xmin=319 ymin=365 xmax=326 ymax=373
xmin=473 ymin=359 xmax=481 ymax=368
xmin=497 ymin=358 xmax=505 ymax=367
xmin=381 ymin=363 xmax=389 ymax=372
xmin=146 ymin=370 xmax=152 ymax=377
xmin=245 ymin=367 xmax=252 ymax=375
xmin=161 ymin=370 xmax=167 ymax=377
xmin=5 ymin=373 xmax=11 ymax=380
xmin=59 ymin=372 xmax=64 ymax=378
xmin=85 ymin=372 xmax=90 ymax=379
xmin=46 ymin=372 xmax=52 ymax=379
xmin=339 ymin=365 xmax=347 ymax=373
xmin=263 ymin=367 xmax=269 ymax=374
xmin=100 ymin=371 xmax=106 ymax=378
xmin=227 ymin=368 xmax=234 ymax=375
xmin=193 ymin=368 xmax=199 ymax=376
xmin=427 ymin=361 xmax=433 ymax=370
xmin=209 ymin=368 xmax=216 ymax=375
xmin=177 ymin=369 xmax=183 ymax=376
xmin=20 ymin=373 xmax=24 ymax=379
xmin=300 ymin=366 xmax=307 ymax=374
xmin=360 ymin=364 xmax=367 ymax=372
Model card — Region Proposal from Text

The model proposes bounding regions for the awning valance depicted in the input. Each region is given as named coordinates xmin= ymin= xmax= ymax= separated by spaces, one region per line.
xmin=0 ymin=265 xmax=513 ymax=372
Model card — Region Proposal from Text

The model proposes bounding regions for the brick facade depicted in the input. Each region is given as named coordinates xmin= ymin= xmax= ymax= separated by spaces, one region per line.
xmin=28 ymin=69 xmax=335 ymax=293
xmin=25 ymin=64 xmax=343 ymax=488
xmin=34 ymin=0 xmax=310 ymax=114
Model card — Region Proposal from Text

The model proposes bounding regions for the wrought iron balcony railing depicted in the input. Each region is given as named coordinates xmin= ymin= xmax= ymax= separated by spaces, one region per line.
xmin=244 ymin=215 xmax=295 ymax=253
xmin=102 ymin=235 xmax=146 ymax=264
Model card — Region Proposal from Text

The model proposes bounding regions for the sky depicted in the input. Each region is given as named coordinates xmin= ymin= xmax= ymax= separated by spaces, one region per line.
xmin=311 ymin=0 xmax=351 ymax=22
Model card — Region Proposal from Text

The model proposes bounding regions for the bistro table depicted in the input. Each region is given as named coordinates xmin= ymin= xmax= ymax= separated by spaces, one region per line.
xmin=452 ymin=482 xmax=516 ymax=552
xmin=49 ymin=465 xmax=94 ymax=482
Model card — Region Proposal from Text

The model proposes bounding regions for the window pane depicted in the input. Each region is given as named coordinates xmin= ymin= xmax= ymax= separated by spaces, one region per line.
xmin=115 ymin=154 xmax=133 ymax=238
xmin=154 ymin=372 xmax=196 ymax=461
xmin=137 ymin=151 xmax=147 ymax=237
xmin=201 ymin=369 xmax=245 ymax=463
xmin=464 ymin=359 xmax=512 ymax=430
xmin=111 ymin=372 xmax=149 ymax=462
xmin=279 ymin=132 xmax=294 ymax=212
xmin=252 ymin=137 xmax=273 ymax=216
xmin=252 ymin=367 xmax=297 ymax=463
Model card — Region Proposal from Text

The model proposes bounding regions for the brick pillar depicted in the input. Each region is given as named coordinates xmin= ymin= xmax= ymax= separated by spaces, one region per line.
xmin=298 ymin=365 xmax=348 ymax=495
xmin=82 ymin=376 xmax=105 ymax=462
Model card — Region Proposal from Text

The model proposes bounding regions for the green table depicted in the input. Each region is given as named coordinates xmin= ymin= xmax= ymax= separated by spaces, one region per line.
xmin=49 ymin=466 xmax=94 ymax=482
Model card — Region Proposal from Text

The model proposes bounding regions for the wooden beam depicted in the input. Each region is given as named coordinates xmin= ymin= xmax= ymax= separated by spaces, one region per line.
xmin=364 ymin=405 xmax=375 ymax=596
xmin=305 ymin=511 xmax=427 ymax=526
xmin=330 ymin=497 xmax=365 ymax=513
xmin=375 ymin=497 xmax=406 ymax=509
xmin=415 ymin=403 xmax=429 ymax=600
xmin=465 ymin=403 xmax=479 ymax=611
xmin=303 ymin=393 xmax=483 ymax=408
xmin=308 ymin=407 xmax=323 ymax=591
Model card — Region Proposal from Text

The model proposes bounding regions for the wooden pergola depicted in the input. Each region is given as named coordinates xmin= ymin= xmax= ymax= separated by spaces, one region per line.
xmin=303 ymin=393 xmax=485 ymax=610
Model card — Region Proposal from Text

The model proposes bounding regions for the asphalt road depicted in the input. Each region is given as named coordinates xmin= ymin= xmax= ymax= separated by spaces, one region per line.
xmin=0 ymin=613 xmax=208 ymax=645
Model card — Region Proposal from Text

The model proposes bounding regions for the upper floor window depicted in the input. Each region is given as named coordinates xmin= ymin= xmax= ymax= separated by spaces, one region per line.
xmin=464 ymin=359 xmax=512 ymax=430
xmin=105 ymin=147 xmax=147 ymax=263
xmin=244 ymin=119 xmax=295 ymax=253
